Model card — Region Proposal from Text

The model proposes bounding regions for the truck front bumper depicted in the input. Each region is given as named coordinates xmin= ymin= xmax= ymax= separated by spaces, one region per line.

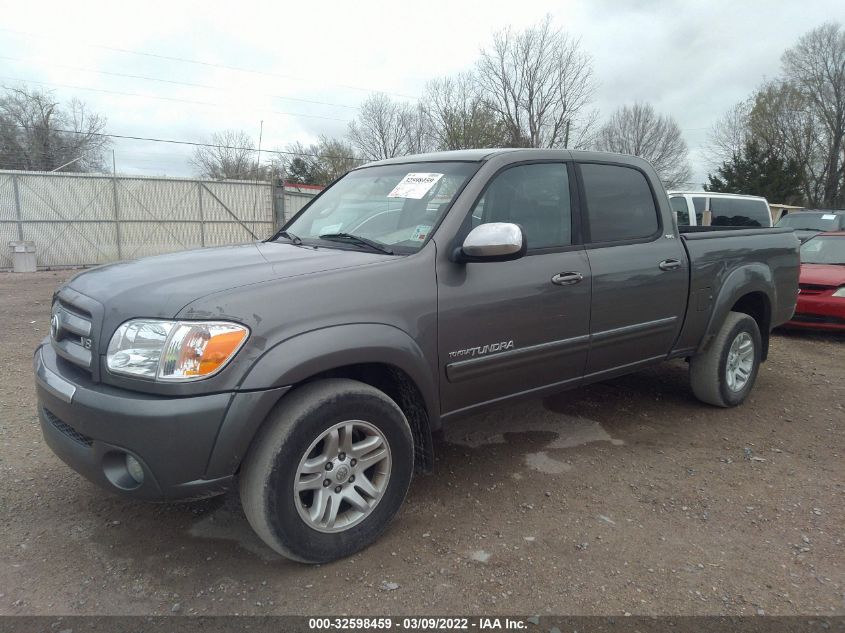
xmin=34 ymin=342 xmax=288 ymax=501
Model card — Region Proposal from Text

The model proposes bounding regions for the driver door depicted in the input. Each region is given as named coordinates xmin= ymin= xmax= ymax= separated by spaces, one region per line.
xmin=436 ymin=162 xmax=591 ymax=416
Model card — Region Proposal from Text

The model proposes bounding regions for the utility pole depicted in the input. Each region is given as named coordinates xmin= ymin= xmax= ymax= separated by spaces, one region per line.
xmin=563 ymin=119 xmax=571 ymax=148
xmin=255 ymin=120 xmax=264 ymax=179
xmin=253 ymin=120 xmax=265 ymax=230
xmin=112 ymin=149 xmax=122 ymax=259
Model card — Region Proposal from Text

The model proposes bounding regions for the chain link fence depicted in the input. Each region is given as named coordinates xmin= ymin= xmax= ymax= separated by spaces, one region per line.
xmin=0 ymin=170 xmax=318 ymax=269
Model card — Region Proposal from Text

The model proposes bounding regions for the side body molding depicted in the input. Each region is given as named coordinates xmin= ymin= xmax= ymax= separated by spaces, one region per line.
xmin=699 ymin=263 xmax=774 ymax=354
xmin=238 ymin=322 xmax=439 ymax=422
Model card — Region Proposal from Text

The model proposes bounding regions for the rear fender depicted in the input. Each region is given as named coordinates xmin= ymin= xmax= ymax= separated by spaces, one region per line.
xmin=699 ymin=263 xmax=774 ymax=355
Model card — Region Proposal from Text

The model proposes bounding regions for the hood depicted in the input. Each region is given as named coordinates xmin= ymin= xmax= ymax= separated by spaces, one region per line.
xmin=799 ymin=263 xmax=845 ymax=287
xmin=64 ymin=241 xmax=391 ymax=318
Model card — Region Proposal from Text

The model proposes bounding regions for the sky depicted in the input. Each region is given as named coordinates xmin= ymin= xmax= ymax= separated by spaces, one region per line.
xmin=0 ymin=0 xmax=840 ymax=185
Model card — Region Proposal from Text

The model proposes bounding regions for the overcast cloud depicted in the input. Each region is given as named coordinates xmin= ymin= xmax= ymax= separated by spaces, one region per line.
xmin=0 ymin=0 xmax=840 ymax=184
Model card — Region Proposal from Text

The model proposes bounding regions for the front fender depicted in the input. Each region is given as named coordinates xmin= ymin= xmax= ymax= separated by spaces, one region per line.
xmin=239 ymin=322 xmax=438 ymax=419
xmin=699 ymin=263 xmax=774 ymax=354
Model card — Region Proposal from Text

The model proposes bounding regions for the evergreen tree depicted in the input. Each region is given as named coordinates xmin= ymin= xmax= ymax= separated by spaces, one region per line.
xmin=705 ymin=140 xmax=804 ymax=204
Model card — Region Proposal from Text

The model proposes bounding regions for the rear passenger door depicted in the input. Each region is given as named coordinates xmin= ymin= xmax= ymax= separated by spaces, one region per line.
xmin=577 ymin=162 xmax=688 ymax=378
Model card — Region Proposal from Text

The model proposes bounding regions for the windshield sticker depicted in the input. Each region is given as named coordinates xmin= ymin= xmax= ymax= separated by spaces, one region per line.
xmin=411 ymin=224 xmax=433 ymax=241
xmin=822 ymin=214 xmax=836 ymax=220
xmin=387 ymin=173 xmax=444 ymax=199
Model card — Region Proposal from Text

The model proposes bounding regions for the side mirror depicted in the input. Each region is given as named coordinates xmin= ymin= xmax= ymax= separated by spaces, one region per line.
xmin=454 ymin=222 xmax=527 ymax=263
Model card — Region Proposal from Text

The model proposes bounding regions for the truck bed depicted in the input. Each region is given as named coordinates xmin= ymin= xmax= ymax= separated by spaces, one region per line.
xmin=671 ymin=226 xmax=800 ymax=354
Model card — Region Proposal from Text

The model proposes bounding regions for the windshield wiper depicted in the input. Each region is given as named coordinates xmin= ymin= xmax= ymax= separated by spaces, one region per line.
xmin=276 ymin=230 xmax=302 ymax=245
xmin=318 ymin=232 xmax=394 ymax=255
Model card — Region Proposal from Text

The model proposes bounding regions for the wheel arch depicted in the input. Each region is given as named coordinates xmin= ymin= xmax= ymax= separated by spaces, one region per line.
xmin=236 ymin=323 xmax=437 ymax=472
xmin=699 ymin=264 xmax=775 ymax=360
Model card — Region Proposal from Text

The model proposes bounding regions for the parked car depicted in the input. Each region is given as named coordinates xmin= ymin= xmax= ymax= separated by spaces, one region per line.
xmin=775 ymin=209 xmax=845 ymax=243
xmin=667 ymin=191 xmax=773 ymax=228
xmin=34 ymin=149 xmax=799 ymax=563
xmin=785 ymin=232 xmax=845 ymax=331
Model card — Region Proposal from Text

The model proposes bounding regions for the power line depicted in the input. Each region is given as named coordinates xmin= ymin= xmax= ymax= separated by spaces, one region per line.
xmin=0 ymin=55 xmax=361 ymax=110
xmin=7 ymin=123 xmax=366 ymax=162
xmin=0 ymin=27 xmax=419 ymax=100
xmin=0 ymin=75 xmax=353 ymax=123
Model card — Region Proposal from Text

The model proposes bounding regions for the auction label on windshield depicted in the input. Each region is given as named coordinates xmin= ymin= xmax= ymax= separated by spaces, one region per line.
xmin=387 ymin=173 xmax=444 ymax=199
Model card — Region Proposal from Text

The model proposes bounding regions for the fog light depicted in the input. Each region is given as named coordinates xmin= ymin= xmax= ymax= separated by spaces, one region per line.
xmin=125 ymin=454 xmax=145 ymax=484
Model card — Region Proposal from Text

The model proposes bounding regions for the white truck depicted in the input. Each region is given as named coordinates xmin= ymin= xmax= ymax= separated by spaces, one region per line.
xmin=668 ymin=191 xmax=773 ymax=228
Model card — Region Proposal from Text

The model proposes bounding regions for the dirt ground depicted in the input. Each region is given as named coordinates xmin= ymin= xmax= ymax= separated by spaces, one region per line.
xmin=1 ymin=270 xmax=843 ymax=617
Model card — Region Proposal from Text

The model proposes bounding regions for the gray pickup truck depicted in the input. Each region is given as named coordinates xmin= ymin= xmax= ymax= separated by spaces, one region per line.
xmin=34 ymin=149 xmax=799 ymax=563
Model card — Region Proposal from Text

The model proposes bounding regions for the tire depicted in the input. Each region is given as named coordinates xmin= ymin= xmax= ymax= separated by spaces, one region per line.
xmin=690 ymin=311 xmax=762 ymax=407
xmin=239 ymin=378 xmax=414 ymax=563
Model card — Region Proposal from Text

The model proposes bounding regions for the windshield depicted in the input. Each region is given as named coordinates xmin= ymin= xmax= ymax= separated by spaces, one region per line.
xmin=282 ymin=161 xmax=478 ymax=254
xmin=800 ymin=236 xmax=845 ymax=265
xmin=777 ymin=212 xmax=841 ymax=231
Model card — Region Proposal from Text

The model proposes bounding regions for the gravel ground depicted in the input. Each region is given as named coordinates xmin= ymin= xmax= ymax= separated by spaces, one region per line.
xmin=1 ymin=270 xmax=843 ymax=616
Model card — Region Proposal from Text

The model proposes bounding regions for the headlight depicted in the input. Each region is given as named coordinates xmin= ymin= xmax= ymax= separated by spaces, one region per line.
xmin=833 ymin=287 xmax=845 ymax=297
xmin=106 ymin=319 xmax=249 ymax=381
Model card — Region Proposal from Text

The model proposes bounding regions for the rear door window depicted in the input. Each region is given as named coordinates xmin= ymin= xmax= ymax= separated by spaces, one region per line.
xmin=710 ymin=198 xmax=771 ymax=227
xmin=580 ymin=163 xmax=660 ymax=243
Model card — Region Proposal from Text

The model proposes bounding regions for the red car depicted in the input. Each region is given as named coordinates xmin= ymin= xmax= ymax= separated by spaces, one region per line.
xmin=786 ymin=232 xmax=845 ymax=331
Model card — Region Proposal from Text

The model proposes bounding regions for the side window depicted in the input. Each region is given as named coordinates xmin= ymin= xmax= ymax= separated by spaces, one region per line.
xmin=470 ymin=163 xmax=571 ymax=249
xmin=670 ymin=196 xmax=690 ymax=225
xmin=710 ymin=198 xmax=770 ymax=227
xmin=692 ymin=196 xmax=706 ymax=225
xmin=580 ymin=164 xmax=659 ymax=242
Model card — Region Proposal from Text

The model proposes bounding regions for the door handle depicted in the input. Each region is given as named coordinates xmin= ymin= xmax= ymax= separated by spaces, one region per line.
xmin=658 ymin=259 xmax=682 ymax=271
xmin=551 ymin=272 xmax=584 ymax=286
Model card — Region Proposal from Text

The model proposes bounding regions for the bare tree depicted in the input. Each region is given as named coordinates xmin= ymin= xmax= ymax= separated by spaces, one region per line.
xmin=0 ymin=86 xmax=109 ymax=172
xmin=749 ymin=80 xmax=823 ymax=205
xmin=191 ymin=130 xmax=269 ymax=181
xmin=347 ymin=93 xmax=431 ymax=160
xmin=422 ymin=73 xmax=508 ymax=150
xmin=283 ymin=136 xmax=362 ymax=186
xmin=594 ymin=102 xmax=692 ymax=189
xmin=706 ymin=99 xmax=753 ymax=167
xmin=476 ymin=15 xmax=596 ymax=148
xmin=401 ymin=102 xmax=431 ymax=156
xmin=782 ymin=22 xmax=845 ymax=206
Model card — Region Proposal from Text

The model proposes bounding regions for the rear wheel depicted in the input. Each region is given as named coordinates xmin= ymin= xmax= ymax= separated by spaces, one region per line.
xmin=239 ymin=378 xmax=414 ymax=563
xmin=690 ymin=311 xmax=761 ymax=407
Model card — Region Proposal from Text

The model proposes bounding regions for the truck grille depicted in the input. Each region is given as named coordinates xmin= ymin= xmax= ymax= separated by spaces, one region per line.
xmin=50 ymin=299 xmax=95 ymax=373
xmin=43 ymin=408 xmax=93 ymax=447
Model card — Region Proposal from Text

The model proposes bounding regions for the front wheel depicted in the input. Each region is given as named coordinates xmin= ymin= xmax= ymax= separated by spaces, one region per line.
xmin=239 ymin=378 xmax=414 ymax=563
xmin=690 ymin=311 xmax=762 ymax=407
